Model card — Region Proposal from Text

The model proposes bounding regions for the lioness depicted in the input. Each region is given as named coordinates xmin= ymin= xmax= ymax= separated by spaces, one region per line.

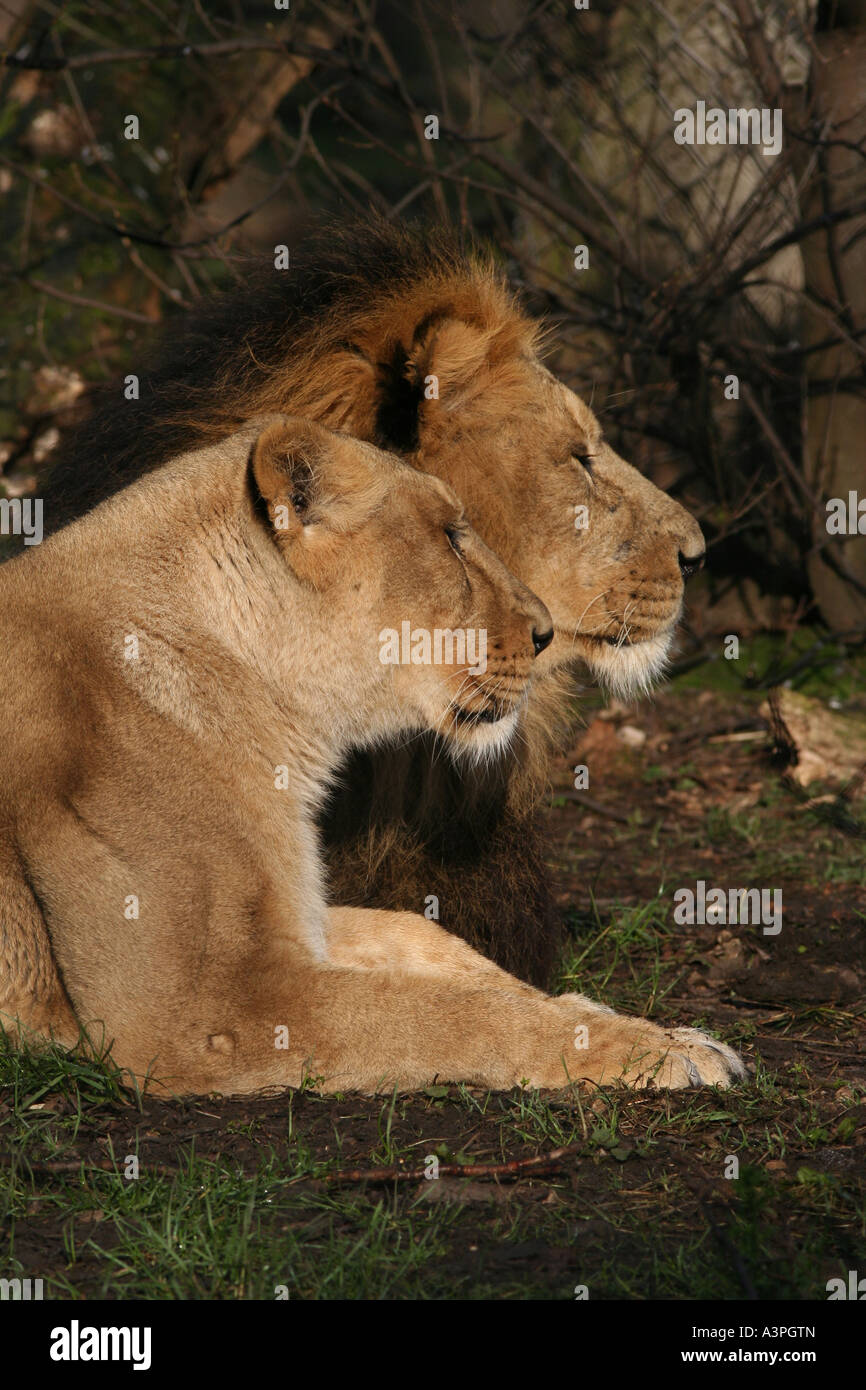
xmin=46 ymin=220 xmax=707 ymax=987
xmin=1 ymin=418 xmax=743 ymax=1093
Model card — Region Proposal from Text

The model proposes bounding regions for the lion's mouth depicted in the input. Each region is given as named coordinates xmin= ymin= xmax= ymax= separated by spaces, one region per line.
xmin=450 ymin=701 xmax=508 ymax=726
xmin=577 ymin=632 xmax=636 ymax=649
xmin=579 ymin=626 xmax=675 ymax=649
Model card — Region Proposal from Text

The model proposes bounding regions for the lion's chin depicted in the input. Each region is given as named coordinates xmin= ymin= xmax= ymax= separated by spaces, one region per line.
xmin=575 ymin=628 xmax=675 ymax=701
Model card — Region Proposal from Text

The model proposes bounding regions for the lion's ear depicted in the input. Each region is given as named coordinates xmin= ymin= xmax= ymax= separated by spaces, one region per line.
xmin=410 ymin=318 xmax=493 ymax=409
xmin=374 ymin=318 xmax=493 ymax=452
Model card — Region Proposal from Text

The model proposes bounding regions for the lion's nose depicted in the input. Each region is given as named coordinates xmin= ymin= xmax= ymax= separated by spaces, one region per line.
xmin=678 ymin=549 xmax=705 ymax=579
xmin=532 ymin=626 xmax=554 ymax=656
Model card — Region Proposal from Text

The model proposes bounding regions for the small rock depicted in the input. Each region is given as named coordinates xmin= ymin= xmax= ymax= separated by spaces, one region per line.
xmin=618 ymin=725 xmax=646 ymax=749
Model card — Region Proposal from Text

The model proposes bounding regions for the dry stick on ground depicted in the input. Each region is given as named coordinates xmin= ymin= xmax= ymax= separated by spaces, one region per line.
xmin=26 ymin=1144 xmax=586 ymax=1185
xmin=26 ymin=1159 xmax=179 ymax=1178
xmin=677 ymin=718 xmax=768 ymax=746
xmin=553 ymin=791 xmax=634 ymax=825
xmin=321 ymin=1143 xmax=585 ymax=1185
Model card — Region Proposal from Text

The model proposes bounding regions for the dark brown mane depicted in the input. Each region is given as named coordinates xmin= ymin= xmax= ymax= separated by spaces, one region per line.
xmin=45 ymin=218 xmax=521 ymax=529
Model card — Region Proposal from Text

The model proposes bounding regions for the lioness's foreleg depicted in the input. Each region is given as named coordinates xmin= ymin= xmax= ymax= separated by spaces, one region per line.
xmin=325 ymin=905 xmax=541 ymax=997
xmin=123 ymin=923 xmax=745 ymax=1094
xmin=322 ymin=907 xmax=744 ymax=1089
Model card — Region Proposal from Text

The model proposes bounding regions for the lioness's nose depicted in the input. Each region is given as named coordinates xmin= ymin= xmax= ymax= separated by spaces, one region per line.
xmin=678 ymin=549 xmax=705 ymax=579
xmin=532 ymin=626 xmax=554 ymax=656
xmin=516 ymin=583 xmax=553 ymax=656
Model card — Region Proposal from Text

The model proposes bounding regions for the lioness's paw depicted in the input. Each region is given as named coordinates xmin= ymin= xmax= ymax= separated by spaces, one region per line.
xmin=653 ymin=1026 xmax=748 ymax=1089
xmin=656 ymin=1028 xmax=745 ymax=1089
xmin=541 ymin=999 xmax=748 ymax=1090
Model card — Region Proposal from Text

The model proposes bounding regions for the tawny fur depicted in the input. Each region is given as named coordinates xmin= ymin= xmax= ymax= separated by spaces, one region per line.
xmin=1 ymin=418 xmax=744 ymax=1095
xmin=46 ymin=219 xmax=706 ymax=986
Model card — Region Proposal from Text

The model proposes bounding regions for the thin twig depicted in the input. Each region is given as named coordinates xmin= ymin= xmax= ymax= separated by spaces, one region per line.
xmin=322 ymin=1143 xmax=583 ymax=1184
xmin=13 ymin=273 xmax=159 ymax=324
xmin=553 ymin=791 xmax=634 ymax=825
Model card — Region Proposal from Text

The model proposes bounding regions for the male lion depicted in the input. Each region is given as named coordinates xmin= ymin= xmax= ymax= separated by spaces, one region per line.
xmin=46 ymin=220 xmax=706 ymax=987
xmin=1 ymin=417 xmax=744 ymax=1093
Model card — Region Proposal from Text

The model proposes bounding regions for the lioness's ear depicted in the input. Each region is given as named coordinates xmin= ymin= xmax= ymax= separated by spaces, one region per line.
xmin=250 ymin=417 xmax=388 ymax=580
xmin=250 ymin=418 xmax=329 ymax=540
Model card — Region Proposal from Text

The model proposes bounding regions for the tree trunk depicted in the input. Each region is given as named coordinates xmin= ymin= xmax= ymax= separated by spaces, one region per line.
xmin=802 ymin=2 xmax=866 ymax=630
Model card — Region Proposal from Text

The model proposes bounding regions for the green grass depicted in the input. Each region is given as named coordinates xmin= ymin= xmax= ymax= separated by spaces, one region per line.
xmin=2 ymin=1013 xmax=863 ymax=1300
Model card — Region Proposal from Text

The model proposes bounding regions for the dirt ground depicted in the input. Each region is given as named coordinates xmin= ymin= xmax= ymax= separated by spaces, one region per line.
xmin=1 ymin=675 xmax=864 ymax=1300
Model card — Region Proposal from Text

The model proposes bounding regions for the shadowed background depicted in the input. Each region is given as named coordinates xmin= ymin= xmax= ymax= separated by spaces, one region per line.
xmin=0 ymin=0 xmax=864 ymax=651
